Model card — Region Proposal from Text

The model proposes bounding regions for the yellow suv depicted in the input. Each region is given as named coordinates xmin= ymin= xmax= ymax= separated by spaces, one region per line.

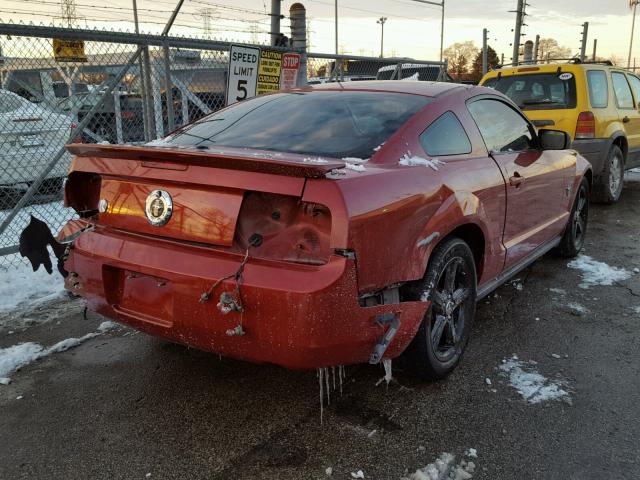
xmin=480 ymin=61 xmax=640 ymax=203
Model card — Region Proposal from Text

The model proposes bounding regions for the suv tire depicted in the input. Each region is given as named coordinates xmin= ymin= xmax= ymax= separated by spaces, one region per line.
xmin=593 ymin=144 xmax=624 ymax=204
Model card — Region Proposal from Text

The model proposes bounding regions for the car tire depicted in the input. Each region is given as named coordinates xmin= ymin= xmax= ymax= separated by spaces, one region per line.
xmin=593 ymin=144 xmax=624 ymax=204
xmin=403 ymin=237 xmax=477 ymax=380
xmin=555 ymin=177 xmax=589 ymax=258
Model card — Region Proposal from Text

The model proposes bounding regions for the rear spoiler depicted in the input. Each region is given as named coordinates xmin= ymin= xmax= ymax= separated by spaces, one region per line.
xmin=66 ymin=144 xmax=345 ymax=179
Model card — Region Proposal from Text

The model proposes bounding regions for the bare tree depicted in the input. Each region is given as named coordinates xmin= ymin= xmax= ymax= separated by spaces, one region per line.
xmin=537 ymin=38 xmax=573 ymax=61
xmin=443 ymin=41 xmax=479 ymax=78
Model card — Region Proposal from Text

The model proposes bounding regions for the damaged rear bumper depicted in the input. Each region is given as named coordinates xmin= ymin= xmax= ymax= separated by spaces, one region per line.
xmin=62 ymin=222 xmax=428 ymax=370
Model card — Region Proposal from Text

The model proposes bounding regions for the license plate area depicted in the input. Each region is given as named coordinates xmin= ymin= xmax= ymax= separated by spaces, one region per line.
xmin=104 ymin=267 xmax=173 ymax=327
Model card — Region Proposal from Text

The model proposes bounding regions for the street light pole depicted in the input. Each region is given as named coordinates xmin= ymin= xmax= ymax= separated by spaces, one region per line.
xmin=629 ymin=0 xmax=638 ymax=69
xmin=377 ymin=17 xmax=387 ymax=58
xmin=334 ymin=0 xmax=338 ymax=55
xmin=407 ymin=0 xmax=445 ymax=62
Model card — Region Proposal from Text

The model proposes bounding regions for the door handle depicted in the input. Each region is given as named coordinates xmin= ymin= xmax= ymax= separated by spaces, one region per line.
xmin=509 ymin=172 xmax=525 ymax=187
xmin=623 ymin=116 xmax=630 ymax=123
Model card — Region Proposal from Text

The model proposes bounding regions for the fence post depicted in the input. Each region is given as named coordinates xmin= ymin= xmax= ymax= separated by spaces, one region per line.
xmin=113 ymin=90 xmax=124 ymax=144
xmin=163 ymin=43 xmax=175 ymax=133
xmin=290 ymin=3 xmax=307 ymax=86
xmin=142 ymin=46 xmax=156 ymax=139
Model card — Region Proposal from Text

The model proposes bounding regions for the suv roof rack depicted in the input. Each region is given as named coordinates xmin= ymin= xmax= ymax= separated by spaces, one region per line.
xmin=492 ymin=58 xmax=614 ymax=70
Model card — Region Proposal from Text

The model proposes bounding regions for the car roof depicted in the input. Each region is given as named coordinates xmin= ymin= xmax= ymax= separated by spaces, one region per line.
xmin=306 ymin=80 xmax=464 ymax=97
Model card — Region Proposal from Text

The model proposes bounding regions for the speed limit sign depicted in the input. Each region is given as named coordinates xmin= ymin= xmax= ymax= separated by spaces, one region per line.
xmin=226 ymin=45 xmax=260 ymax=105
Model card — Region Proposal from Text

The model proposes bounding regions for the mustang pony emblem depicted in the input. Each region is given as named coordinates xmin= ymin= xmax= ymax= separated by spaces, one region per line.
xmin=145 ymin=190 xmax=173 ymax=226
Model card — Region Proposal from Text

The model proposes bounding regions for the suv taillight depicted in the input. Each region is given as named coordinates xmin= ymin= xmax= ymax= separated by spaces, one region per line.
xmin=235 ymin=192 xmax=332 ymax=265
xmin=575 ymin=111 xmax=595 ymax=139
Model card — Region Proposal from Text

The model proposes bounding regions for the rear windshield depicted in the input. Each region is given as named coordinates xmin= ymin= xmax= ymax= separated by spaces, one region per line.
xmin=483 ymin=72 xmax=577 ymax=110
xmin=163 ymin=91 xmax=431 ymax=158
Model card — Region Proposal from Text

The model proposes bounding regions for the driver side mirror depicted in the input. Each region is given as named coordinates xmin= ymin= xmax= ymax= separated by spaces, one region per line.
xmin=539 ymin=129 xmax=570 ymax=150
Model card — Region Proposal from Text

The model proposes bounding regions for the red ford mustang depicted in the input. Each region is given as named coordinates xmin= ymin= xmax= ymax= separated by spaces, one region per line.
xmin=34 ymin=81 xmax=591 ymax=378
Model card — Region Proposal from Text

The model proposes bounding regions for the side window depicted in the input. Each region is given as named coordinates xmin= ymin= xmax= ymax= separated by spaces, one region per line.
xmin=626 ymin=74 xmax=640 ymax=108
xmin=419 ymin=111 xmax=472 ymax=157
xmin=587 ymin=70 xmax=609 ymax=108
xmin=467 ymin=98 xmax=535 ymax=153
xmin=612 ymin=72 xmax=634 ymax=109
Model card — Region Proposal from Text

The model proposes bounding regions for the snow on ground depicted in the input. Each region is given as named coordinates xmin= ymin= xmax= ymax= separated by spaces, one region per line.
xmin=399 ymin=154 xmax=444 ymax=170
xmin=498 ymin=356 xmax=570 ymax=404
xmin=402 ymin=450 xmax=477 ymax=480
xmin=567 ymin=255 xmax=632 ymax=289
xmin=0 ymin=200 xmax=75 ymax=315
xmin=0 ymin=321 xmax=116 ymax=384
xmin=0 ymin=200 xmax=75 ymax=248
xmin=549 ymin=287 xmax=567 ymax=295
xmin=0 ymin=258 xmax=67 ymax=314
xmin=567 ymin=302 xmax=589 ymax=315
xmin=633 ymin=306 xmax=640 ymax=315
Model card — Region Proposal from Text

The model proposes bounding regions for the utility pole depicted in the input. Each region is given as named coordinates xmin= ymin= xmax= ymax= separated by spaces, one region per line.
xmin=270 ymin=0 xmax=281 ymax=47
xmin=592 ymin=38 xmax=597 ymax=61
xmin=60 ymin=0 xmax=78 ymax=27
xmin=533 ymin=34 xmax=540 ymax=62
xmin=197 ymin=8 xmax=216 ymax=38
xmin=580 ymin=22 xmax=589 ymax=62
xmin=377 ymin=17 xmax=387 ymax=58
xmin=482 ymin=28 xmax=488 ymax=75
xmin=511 ymin=0 xmax=526 ymax=66
xmin=629 ymin=0 xmax=639 ymax=69
xmin=334 ymin=0 xmax=338 ymax=55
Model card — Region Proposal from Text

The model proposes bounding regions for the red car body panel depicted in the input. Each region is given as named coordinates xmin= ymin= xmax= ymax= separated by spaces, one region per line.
xmin=59 ymin=82 xmax=591 ymax=370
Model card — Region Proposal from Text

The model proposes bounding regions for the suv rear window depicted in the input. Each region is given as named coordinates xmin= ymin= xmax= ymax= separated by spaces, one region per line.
xmin=164 ymin=91 xmax=431 ymax=158
xmin=483 ymin=73 xmax=577 ymax=111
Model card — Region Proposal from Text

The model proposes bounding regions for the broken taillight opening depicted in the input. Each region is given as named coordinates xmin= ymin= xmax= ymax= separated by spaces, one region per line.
xmin=64 ymin=172 xmax=101 ymax=217
xmin=575 ymin=111 xmax=595 ymax=139
xmin=235 ymin=192 xmax=332 ymax=265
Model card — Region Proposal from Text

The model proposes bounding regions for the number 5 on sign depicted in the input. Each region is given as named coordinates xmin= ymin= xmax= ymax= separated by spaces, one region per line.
xmin=226 ymin=45 xmax=260 ymax=105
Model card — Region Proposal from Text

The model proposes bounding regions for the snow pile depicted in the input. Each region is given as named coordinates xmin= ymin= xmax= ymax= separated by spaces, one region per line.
xmin=399 ymin=154 xmax=444 ymax=170
xmin=402 ymin=451 xmax=477 ymax=480
xmin=345 ymin=162 xmax=366 ymax=172
xmin=568 ymin=255 xmax=632 ymax=288
xmin=567 ymin=302 xmax=589 ymax=314
xmin=498 ymin=356 xmax=570 ymax=404
xmin=629 ymin=167 xmax=640 ymax=173
xmin=0 ymin=262 xmax=66 ymax=314
xmin=0 ymin=321 xmax=116 ymax=384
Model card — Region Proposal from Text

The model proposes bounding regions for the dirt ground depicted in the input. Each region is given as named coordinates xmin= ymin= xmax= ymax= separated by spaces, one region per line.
xmin=1 ymin=172 xmax=639 ymax=480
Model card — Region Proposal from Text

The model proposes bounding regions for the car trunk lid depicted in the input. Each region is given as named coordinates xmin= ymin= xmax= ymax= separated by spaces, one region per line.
xmin=66 ymin=144 xmax=343 ymax=248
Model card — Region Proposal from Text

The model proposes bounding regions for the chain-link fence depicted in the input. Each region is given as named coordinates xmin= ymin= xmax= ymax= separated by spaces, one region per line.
xmin=0 ymin=23 xmax=447 ymax=269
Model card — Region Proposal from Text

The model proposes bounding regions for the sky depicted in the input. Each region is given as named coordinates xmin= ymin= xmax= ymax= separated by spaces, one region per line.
xmin=1 ymin=0 xmax=638 ymax=64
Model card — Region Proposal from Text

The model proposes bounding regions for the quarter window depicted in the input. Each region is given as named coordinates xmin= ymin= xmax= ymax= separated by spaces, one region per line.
xmin=612 ymin=72 xmax=634 ymax=109
xmin=626 ymin=74 xmax=640 ymax=107
xmin=467 ymin=99 xmax=534 ymax=153
xmin=420 ymin=111 xmax=472 ymax=156
xmin=586 ymin=70 xmax=609 ymax=108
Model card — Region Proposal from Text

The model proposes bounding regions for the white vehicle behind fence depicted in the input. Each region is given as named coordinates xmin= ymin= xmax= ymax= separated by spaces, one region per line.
xmin=376 ymin=63 xmax=453 ymax=82
xmin=0 ymin=89 xmax=73 ymax=190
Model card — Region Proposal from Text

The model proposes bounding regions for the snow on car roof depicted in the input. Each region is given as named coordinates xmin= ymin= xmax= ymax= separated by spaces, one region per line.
xmin=307 ymin=80 xmax=463 ymax=97
xmin=376 ymin=63 xmax=444 ymax=72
